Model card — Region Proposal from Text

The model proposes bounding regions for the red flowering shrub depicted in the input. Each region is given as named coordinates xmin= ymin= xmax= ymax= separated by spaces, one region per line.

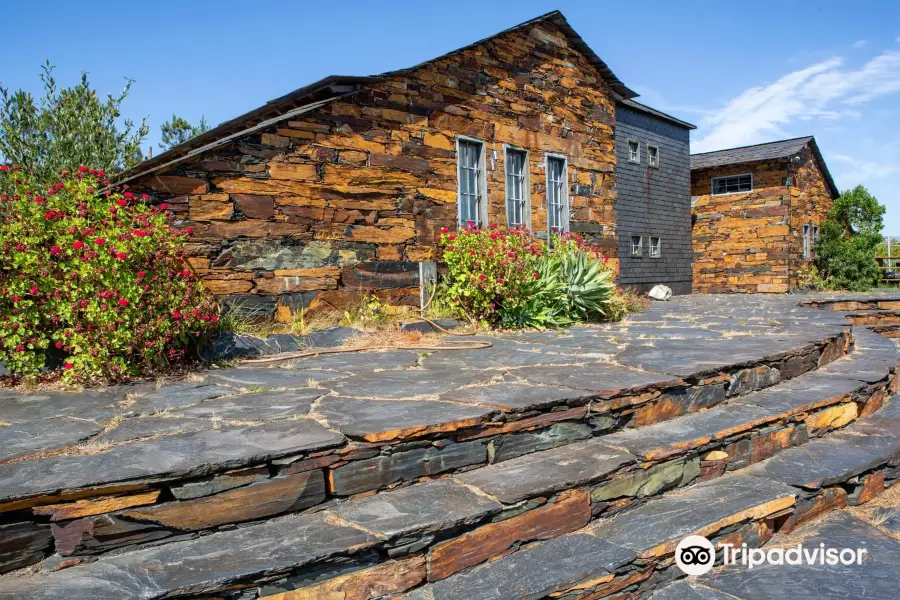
xmin=0 ymin=165 xmax=218 ymax=381
xmin=438 ymin=223 xmax=545 ymax=324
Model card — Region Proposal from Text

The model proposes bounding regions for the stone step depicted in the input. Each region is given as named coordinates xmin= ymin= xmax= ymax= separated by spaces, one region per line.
xmin=396 ymin=402 xmax=900 ymax=600
xmin=0 ymin=345 xmax=894 ymax=599
xmin=0 ymin=316 xmax=859 ymax=574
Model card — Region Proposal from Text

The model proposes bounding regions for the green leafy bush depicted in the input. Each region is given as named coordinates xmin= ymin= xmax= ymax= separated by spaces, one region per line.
xmin=437 ymin=225 xmax=626 ymax=329
xmin=0 ymin=164 xmax=218 ymax=381
xmin=813 ymin=185 xmax=885 ymax=291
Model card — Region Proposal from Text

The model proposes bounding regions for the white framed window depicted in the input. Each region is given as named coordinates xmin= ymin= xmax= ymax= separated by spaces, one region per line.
xmin=648 ymin=145 xmax=659 ymax=168
xmin=711 ymin=174 xmax=752 ymax=195
xmin=456 ymin=137 xmax=488 ymax=227
xmin=813 ymin=225 xmax=820 ymax=242
xmin=628 ymin=140 xmax=640 ymax=163
xmin=631 ymin=235 xmax=643 ymax=256
xmin=504 ymin=146 xmax=530 ymax=228
xmin=803 ymin=224 xmax=811 ymax=260
xmin=545 ymin=154 xmax=569 ymax=234
xmin=649 ymin=236 xmax=661 ymax=257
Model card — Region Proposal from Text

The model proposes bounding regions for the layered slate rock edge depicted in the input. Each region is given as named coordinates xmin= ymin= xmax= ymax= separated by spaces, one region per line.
xmin=0 ymin=341 xmax=894 ymax=598
xmin=0 ymin=303 xmax=857 ymax=572
xmin=0 ymin=332 xmax=856 ymax=572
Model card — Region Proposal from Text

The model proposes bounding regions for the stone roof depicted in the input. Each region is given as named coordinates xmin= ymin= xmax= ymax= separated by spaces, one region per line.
xmin=691 ymin=136 xmax=840 ymax=198
xmin=116 ymin=10 xmax=635 ymax=187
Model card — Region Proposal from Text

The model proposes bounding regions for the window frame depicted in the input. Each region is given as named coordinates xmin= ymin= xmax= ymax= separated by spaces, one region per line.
xmin=803 ymin=223 xmax=812 ymax=260
xmin=545 ymin=153 xmax=570 ymax=235
xmin=649 ymin=236 xmax=661 ymax=258
xmin=455 ymin=136 xmax=489 ymax=228
xmin=711 ymin=173 xmax=753 ymax=196
xmin=631 ymin=235 xmax=643 ymax=257
xmin=503 ymin=145 xmax=531 ymax=229
xmin=628 ymin=140 xmax=641 ymax=163
xmin=648 ymin=145 xmax=660 ymax=168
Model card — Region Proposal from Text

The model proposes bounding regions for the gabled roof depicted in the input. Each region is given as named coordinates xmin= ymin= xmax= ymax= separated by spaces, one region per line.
xmin=117 ymin=10 xmax=635 ymax=186
xmin=618 ymin=98 xmax=696 ymax=130
xmin=690 ymin=136 xmax=840 ymax=198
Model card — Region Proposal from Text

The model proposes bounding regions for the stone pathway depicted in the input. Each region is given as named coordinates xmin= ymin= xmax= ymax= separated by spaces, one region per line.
xmin=0 ymin=292 xmax=898 ymax=598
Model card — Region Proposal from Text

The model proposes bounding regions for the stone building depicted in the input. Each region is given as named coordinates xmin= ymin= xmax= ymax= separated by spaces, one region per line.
xmin=615 ymin=100 xmax=695 ymax=295
xmin=690 ymin=136 xmax=839 ymax=293
xmin=119 ymin=11 xmax=690 ymax=318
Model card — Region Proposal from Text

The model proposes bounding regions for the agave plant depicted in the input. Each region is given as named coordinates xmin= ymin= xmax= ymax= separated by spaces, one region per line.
xmin=555 ymin=250 xmax=615 ymax=321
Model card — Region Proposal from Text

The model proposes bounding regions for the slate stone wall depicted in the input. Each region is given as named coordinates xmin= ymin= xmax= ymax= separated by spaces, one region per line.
xmin=691 ymin=159 xmax=792 ymax=293
xmin=614 ymin=103 xmax=693 ymax=295
xmin=129 ymin=21 xmax=619 ymax=320
xmin=690 ymin=147 xmax=836 ymax=294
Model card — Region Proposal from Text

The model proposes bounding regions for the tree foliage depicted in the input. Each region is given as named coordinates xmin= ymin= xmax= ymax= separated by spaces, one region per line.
xmin=813 ymin=185 xmax=885 ymax=291
xmin=0 ymin=62 xmax=148 ymax=185
xmin=159 ymin=114 xmax=210 ymax=151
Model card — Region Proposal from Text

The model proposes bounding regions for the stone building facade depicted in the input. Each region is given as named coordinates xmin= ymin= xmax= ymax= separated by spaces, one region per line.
xmin=120 ymin=11 xmax=651 ymax=320
xmin=690 ymin=137 xmax=839 ymax=293
xmin=614 ymin=100 xmax=695 ymax=295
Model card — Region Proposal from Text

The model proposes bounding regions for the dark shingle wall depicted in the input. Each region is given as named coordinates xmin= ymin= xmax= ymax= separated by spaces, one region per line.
xmin=615 ymin=104 xmax=693 ymax=295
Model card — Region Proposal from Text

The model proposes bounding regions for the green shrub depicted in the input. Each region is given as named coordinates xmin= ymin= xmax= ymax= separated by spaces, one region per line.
xmin=437 ymin=225 xmax=625 ymax=329
xmin=813 ymin=185 xmax=885 ymax=291
xmin=0 ymin=164 xmax=218 ymax=381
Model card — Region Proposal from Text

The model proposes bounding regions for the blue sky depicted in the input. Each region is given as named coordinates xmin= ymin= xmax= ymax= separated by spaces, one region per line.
xmin=2 ymin=0 xmax=899 ymax=231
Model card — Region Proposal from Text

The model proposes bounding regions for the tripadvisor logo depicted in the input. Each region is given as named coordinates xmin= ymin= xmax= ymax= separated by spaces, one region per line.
xmin=675 ymin=535 xmax=869 ymax=576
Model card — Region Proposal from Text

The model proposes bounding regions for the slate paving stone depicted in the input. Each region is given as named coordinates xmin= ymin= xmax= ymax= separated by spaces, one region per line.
xmin=180 ymin=389 xmax=326 ymax=421
xmin=614 ymin=339 xmax=775 ymax=377
xmin=325 ymin=368 xmax=484 ymax=400
xmin=281 ymin=349 xmax=421 ymax=373
xmin=870 ymin=507 xmax=900 ymax=536
xmin=94 ymin=415 xmax=210 ymax=444
xmin=745 ymin=432 xmax=900 ymax=490
xmin=300 ymin=325 xmax=363 ymax=348
xmin=513 ymin=362 xmax=681 ymax=397
xmin=737 ymin=372 xmax=864 ymax=417
xmin=0 ymin=418 xmax=104 ymax=462
xmin=438 ymin=382 xmax=584 ymax=412
xmin=590 ymin=473 xmax=796 ymax=556
xmin=0 ymin=387 xmax=130 ymax=424
xmin=499 ymin=330 xmax=622 ymax=355
xmin=456 ymin=438 xmax=634 ymax=504
xmin=329 ymin=479 xmax=502 ymax=538
xmin=428 ymin=533 xmax=636 ymax=600
xmin=791 ymin=511 xmax=900 ymax=564
xmin=601 ymin=403 xmax=775 ymax=460
xmin=126 ymin=382 xmax=237 ymax=415
xmin=421 ymin=340 xmax=587 ymax=371
xmin=0 ymin=511 xmax=377 ymax=600
xmin=316 ymin=396 xmax=496 ymax=442
xmin=0 ymin=420 xmax=344 ymax=502
xmin=651 ymin=581 xmax=759 ymax=600
xmin=202 ymin=368 xmax=347 ymax=390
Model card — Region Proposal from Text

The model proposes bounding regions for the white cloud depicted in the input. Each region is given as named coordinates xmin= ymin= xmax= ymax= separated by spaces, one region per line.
xmin=692 ymin=51 xmax=900 ymax=153
xmin=831 ymin=153 xmax=900 ymax=183
xmin=853 ymin=40 xmax=868 ymax=49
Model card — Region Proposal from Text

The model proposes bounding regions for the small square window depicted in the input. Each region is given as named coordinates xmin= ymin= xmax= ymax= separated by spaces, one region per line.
xmin=649 ymin=236 xmax=661 ymax=257
xmin=712 ymin=174 xmax=752 ymax=195
xmin=648 ymin=146 xmax=659 ymax=168
xmin=631 ymin=235 xmax=643 ymax=256
xmin=628 ymin=141 xmax=640 ymax=163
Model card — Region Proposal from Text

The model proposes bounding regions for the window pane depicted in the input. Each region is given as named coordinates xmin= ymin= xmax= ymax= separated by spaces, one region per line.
xmin=506 ymin=149 xmax=527 ymax=227
xmin=458 ymin=140 xmax=485 ymax=226
xmin=547 ymin=157 xmax=566 ymax=232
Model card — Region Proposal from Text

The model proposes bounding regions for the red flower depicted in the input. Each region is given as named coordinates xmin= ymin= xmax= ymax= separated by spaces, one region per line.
xmin=14 ymin=243 xmax=25 ymax=252
xmin=118 ymin=298 xmax=129 ymax=307
xmin=117 ymin=199 xmax=127 ymax=207
xmin=15 ymin=345 xmax=24 ymax=352
xmin=184 ymin=227 xmax=193 ymax=235
xmin=94 ymin=238 xmax=106 ymax=246
xmin=159 ymin=203 xmax=168 ymax=210
xmin=136 ymin=271 xmax=145 ymax=277
xmin=533 ymin=272 xmax=539 ymax=279
xmin=0 ymin=165 xmax=7 ymax=171
xmin=172 ymin=311 xmax=182 ymax=319
xmin=441 ymin=227 xmax=449 ymax=234
xmin=100 ymin=290 xmax=113 ymax=299
xmin=33 ymin=196 xmax=44 ymax=204
xmin=116 ymin=252 xmax=127 ymax=260
xmin=141 ymin=193 xmax=149 ymax=200
xmin=133 ymin=229 xmax=146 ymax=237
xmin=78 ymin=165 xmax=88 ymax=173
xmin=64 ymin=362 xmax=74 ymax=370
xmin=55 ymin=183 xmax=64 ymax=190
xmin=29 ymin=286 xmax=38 ymax=295
xmin=124 ymin=192 xmax=134 ymax=199
xmin=11 ymin=296 xmax=20 ymax=302
xmin=55 ymin=341 xmax=63 ymax=349
xmin=72 ymin=240 xmax=84 ymax=250
xmin=209 ymin=315 xmax=218 ymax=323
